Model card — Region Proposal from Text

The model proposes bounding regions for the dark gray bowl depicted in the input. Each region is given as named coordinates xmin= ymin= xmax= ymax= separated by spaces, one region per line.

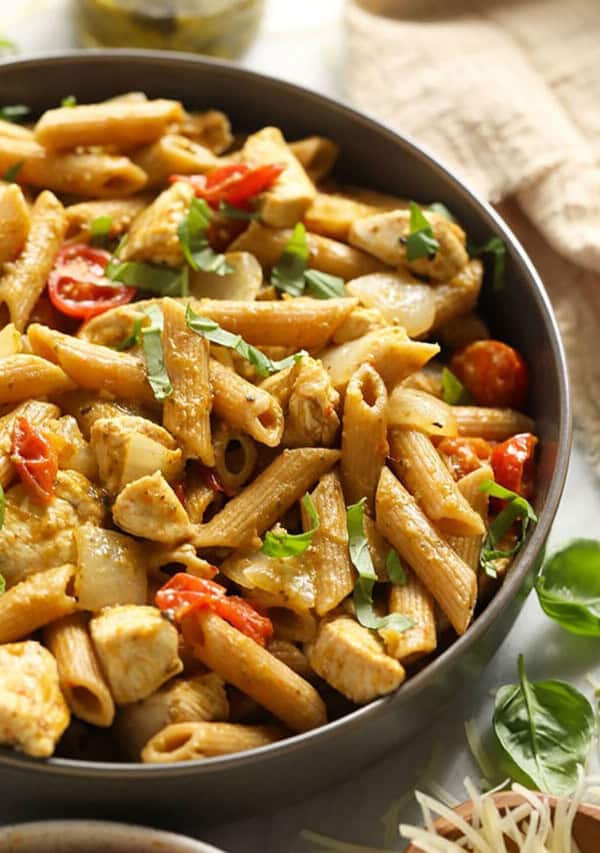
xmin=0 ymin=51 xmax=570 ymax=826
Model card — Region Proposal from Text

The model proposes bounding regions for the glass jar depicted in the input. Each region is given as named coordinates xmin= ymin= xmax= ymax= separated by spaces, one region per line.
xmin=75 ymin=0 xmax=266 ymax=59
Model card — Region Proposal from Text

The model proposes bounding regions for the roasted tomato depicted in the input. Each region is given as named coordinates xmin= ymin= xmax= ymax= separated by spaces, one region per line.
xmin=491 ymin=432 xmax=537 ymax=498
xmin=170 ymin=162 xmax=284 ymax=211
xmin=47 ymin=244 xmax=135 ymax=320
xmin=449 ymin=339 xmax=529 ymax=408
xmin=11 ymin=416 xmax=59 ymax=504
xmin=436 ymin=436 xmax=493 ymax=480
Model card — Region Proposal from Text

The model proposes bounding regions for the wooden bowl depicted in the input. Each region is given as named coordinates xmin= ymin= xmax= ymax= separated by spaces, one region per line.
xmin=405 ymin=791 xmax=600 ymax=852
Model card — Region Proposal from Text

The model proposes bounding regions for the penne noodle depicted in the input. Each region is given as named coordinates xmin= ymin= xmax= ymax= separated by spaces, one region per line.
xmin=0 ymin=564 xmax=77 ymax=643
xmin=142 ymin=721 xmax=283 ymax=764
xmin=0 ymin=119 xmax=34 ymax=141
xmin=341 ymin=364 xmax=388 ymax=509
xmin=379 ymin=570 xmax=437 ymax=665
xmin=131 ymin=134 xmax=218 ymax=188
xmin=304 ymin=192 xmax=377 ymax=242
xmin=267 ymin=639 xmax=312 ymax=679
xmin=209 ymin=358 xmax=283 ymax=447
xmin=212 ymin=423 xmax=258 ymax=494
xmin=268 ymin=606 xmax=318 ymax=643
xmin=174 ymin=109 xmax=233 ymax=153
xmin=288 ymin=136 xmax=339 ymax=183
xmin=454 ymin=405 xmax=535 ymax=440
xmin=387 ymin=387 xmax=458 ymax=437
xmin=64 ymin=197 xmax=148 ymax=243
xmin=0 ymin=354 xmax=75 ymax=404
xmin=430 ymin=259 xmax=484 ymax=330
xmin=375 ymin=466 xmax=477 ymax=635
xmin=446 ymin=464 xmax=493 ymax=572
xmin=0 ymin=183 xmax=30 ymax=264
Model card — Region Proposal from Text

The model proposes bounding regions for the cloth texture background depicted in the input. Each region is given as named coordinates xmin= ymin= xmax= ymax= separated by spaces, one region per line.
xmin=345 ymin=0 xmax=600 ymax=469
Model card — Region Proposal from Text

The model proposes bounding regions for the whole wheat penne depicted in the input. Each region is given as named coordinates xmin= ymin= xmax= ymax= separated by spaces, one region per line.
xmin=230 ymin=221 xmax=388 ymax=280
xmin=175 ymin=109 xmax=233 ymax=153
xmin=162 ymin=299 xmax=214 ymax=465
xmin=0 ymin=183 xmax=30 ymax=264
xmin=446 ymin=464 xmax=493 ymax=572
xmin=209 ymin=358 xmax=283 ymax=447
xmin=267 ymin=639 xmax=312 ymax=679
xmin=0 ymin=191 xmax=67 ymax=331
xmin=0 ymin=119 xmax=34 ymax=140
xmin=269 ymin=607 xmax=317 ymax=643
xmin=303 ymin=192 xmax=378 ymax=241
xmin=192 ymin=448 xmax=340 ymax=549
xmin=336 ymin=184 xmax=409 ymax=210
xmin=65 ymin=197 xmax=148 ymax=243
xmin=431 ymin=260 xmax=484 ymax=329
xmin=387 ymin=387 xmax=457 ymax=437
xmin=375 ymin=467 xmax=477 ymax=635
xmin=288 ymin=136 xmax=339 ymax=183
xmin=0 ymin=400 xmax=60 ymax=488
xmin=131 ymin=135 xmax=218 ymax=189
xmin=182 ymin=610 xmax=326 ymax=732
xmin=34 ymin=99 xmax=184 ymax=150
xmin=0 ymin=354 xmax=75 ymax=404
xmin=43 ymin=612 xmax=115 ymax=728
xmin=454 ymin=406 xmax=535 ymax=440
xmin=0 ymin=564 xmax=77 ymax=643
xmin=184 ymin=468 xmax=222 ymax=524
xmin=121 ymin=181 xmax=194 ymax=267
xmin=379 ymin=570 xmax=437 ymax=664
xmin=212 ymin=424 xmax=258 ymax=494
xmin=142 ymin=720 xmax=283 ymax=763
xmin=304 ymin=471 xmax=354 ymax=615
xmin=341 ymin=364 xmax=388 ymax=508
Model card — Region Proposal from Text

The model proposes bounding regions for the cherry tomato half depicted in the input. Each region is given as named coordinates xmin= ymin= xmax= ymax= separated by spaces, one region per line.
xmin=170 ymin=162 xmax=285 ymax=210
xmin=11 ymin=416 xmax=58 ymax=504
xmin=47 ymin=244 xmax=135 ymax=320
xmin=436 ymin=436 xmax=493 ymax=480
xmin=449 ymin=339 xmax=529 ymax=408
xmin=491 ymin=432 xmax=537 ymax=499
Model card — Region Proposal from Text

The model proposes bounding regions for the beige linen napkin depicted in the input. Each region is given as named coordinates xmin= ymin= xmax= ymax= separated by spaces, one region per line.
xmin=345 ymin=0 xmax=600 ymax=470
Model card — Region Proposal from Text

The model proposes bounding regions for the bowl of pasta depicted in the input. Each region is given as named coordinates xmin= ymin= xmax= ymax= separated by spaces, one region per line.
xmin=0 ymin=51 xmax=570 ymax=822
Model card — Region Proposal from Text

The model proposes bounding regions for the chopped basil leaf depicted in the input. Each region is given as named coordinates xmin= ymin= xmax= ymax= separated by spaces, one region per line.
xmin=218 ymin=201 xmax=259 ymax=221
xmin=115 ymin=316 xmax=143 ymax=351
xmin=89 ymin=214 xmax=113 ymax=248
xmin=61 ymin=95 xmax=77 ymax=108
xmin=405 ymin=201 xmax=440 ymax=262
xmin=469 ymin=236 xmax=507 ymax=292
xmin=141 ymin=305 xmax=172 ymax=401
xmin=178 ymin=197 xmax=233 ymax=276
xmin=479 ymin=479 xmax=537 ymax=578
xmin=304 ymin=269 xmax=345 ymax=299
xmin=271 ymin=222 xmax=309 ymax=296
xmin=386 ymin=549 xmax=407 ymax=585
xmin=441 ymin=366 xmax=473 ymax=405
xmin=261 ymin=493 xmax=320 ymax=558
xmin=535 ymin=539 xmax=600 ymax=637
xmin=0 ymin=104 xmax=29 ymax=123
xmin=185 ymin=304 xmax=306 ymax=378
xmin=107 ymin=259 xmax=189 ymax=297
xmin=493 ymin=654 xmax=595 ymax=795
xmin=347 ymin=498 xmax=415 ymax=633
xmin=2 ymin=161 xmax=23 ymax=183
xmin=428 ymin=202 xmax=457 ymax=222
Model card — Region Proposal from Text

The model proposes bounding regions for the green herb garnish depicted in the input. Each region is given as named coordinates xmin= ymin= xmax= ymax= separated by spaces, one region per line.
xmin=89 ymin=214 xmax=113 ymax=248
xmin=185 ymin=305 xmax=306 ymax=378
xmin=405 ymin=201 xmax=440 ymax=262
xmin=386 ymin=548 xmax=407 ymax=585
xmin=261 ymin=493 xmax=320 ymax=558
xmin=140 ymin=305 xmax=172 ymax=402
xmin=0 ymin=104 xmax=29 ymax=123
xmin=493 ymin=654 xmax=595 ymax=795
xmin=304 ymin=269 xmax=345 ymax=299
xmin=469 ymin=236 xmax=507 ymax=292
xmin=106 ymin=250 xmax=189 ymax=297
xmin=115 ymin=316 xmax=143 ymax=351
xmin=178 ymin=197 xmax=233 ymax=276
xmin=441 ymin=366 xmax=473 ymax=405
xmin=347 ymin=498 xmax=414 ymax=632
xmin=218 ymin=201 xmax=258 ymax=221
xmin=61 ymin=95 xmax=77 ymax=108
xmin=479 ymin=480 xmax=537 ymax=578
xmin=271 ymin=223 xmax=345 ymax=298
xmin=2 ymin=161 xmax=23 ymax=183
xmin=535 ymin=539 xmax=600 ymax=637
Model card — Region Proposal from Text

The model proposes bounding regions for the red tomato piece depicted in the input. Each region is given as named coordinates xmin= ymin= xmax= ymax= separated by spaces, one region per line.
xmin=156 ymin=573 xmax=273 ymax=646
xmin=491 ymin=432 xmax=538 ymax=498
xmin=449 ymin=339 xmax=529 ymax=408
xmin=47 ymin=244 xmax=135 ymax=320
xmin=170 ymin=162 xmax=285 ymax=210
xmin=11 ymin=416 xmax=58 ymax=504
xmin=436 ymin=437 xmax=493 ymax=480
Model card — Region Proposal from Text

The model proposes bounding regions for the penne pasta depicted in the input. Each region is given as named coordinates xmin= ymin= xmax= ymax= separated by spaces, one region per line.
xmin=0 ymin=354 xmax=75 ymax=404
xmin=431 ymin=259 xmax=484 ymax=330
xmin=0 ymin=563 xmax=77 ymax=644
xmin=131 ymin=134 xmax=218 ymax=189
xmin=142 ymin=721 xmax=283 ymax=764
xmin=175 ymin=109 xmax=233 ymax=153
xmin=454 ymin=406 xmax=535 ymax=440
xmin=303 ymin=191 xmax=377 ymax=241
xmin=387 ymin=387 xmax=458 ymax=437
xmin=0 ymin=183 xmax=30 ymax=264
xmin=288 ymin=136 xmax=339 ymax=183
xmin=65 ymin=197 xmax=148 ymax=243
xmin=209 ymin=358 xmax=283 ymax=447
xmin=212 ymin=423 xmax=258 ymax=495
xmin=446 ymin=464 xmax=493 ymax=572
xmin=379 ymin=570 xmax=437 ymax=664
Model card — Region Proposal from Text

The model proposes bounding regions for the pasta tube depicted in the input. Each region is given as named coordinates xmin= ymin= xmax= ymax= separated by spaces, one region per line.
xmin=0 ymin=183 xmax=30 ymax=264
xmin=379 ymin=571 xmax=437 ymax=664
xmin=65 ymin=197 xmax=148 ymax=243
xmin=131 ymin=134 xmax=218 ymax=188
xmin=431 ymin=260 xmax=484 ymax=329
xmin=446 ymin=464 xmax=493 ymax=572
xmin=288 ymin=136 xmax=339 ymax=183
xmin=142 ymin=721 xmax=283 ymax=763
xmin=0 ymin=355 xmax=75 ymax=404
xmin=454 ymin=406 xmax=535 ymax=440
xmin=212 ymin=424 xmax=257 ymax=494
xmin=0 ymin=564 xmax=77 ymax=644
xmin=209 ymin=358 xmax=283 ymax=447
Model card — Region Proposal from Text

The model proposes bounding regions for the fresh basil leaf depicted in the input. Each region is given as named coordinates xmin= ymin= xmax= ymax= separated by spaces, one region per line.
xmin=2 ymin=161 xmax=23 ymax=183
xmin=479 ymin=479 xmax=537 ymax=578
xmin=347 ymin=498 xmax=415 ymax=633
xmin=469 ymin=236 xmax=507 ymax=292
xmin=218 ymin=201 xmax=258 ymax=221
xmin=428 ymin=202 xmax=457 ymax=222
xmin=140 ymin=305 xmax=172 ymax=401
xmin=185 ymin=305 xmax=306 ymax=378
xmin=441 ymin=366 xmax=473 ymax=405
xmin=0 ymin=104 xmax=29 ymax=123
xmin=304 ymin=269 xmax=345 ymax=299
xmin=386 ymin=549 xmax=407 ymax=585
xmin=271 ymin=222 xmax=309 ymax=296
xmin=89 ymin=214 xmax=113 ymax=248
xmin=178 ymin=197 xmax=233 ymax=276
xmin=535 ymin=539 xmax=600 ymax=637
xmin=405 ymin=201 xmax=440 ymax=262
xmin=493 ymin=654 xmax=595 ymax=795
xmin=107 ymin=259 xmax=188 ymax=297
xmin=115 ymin=316 xmax=143 ymax=351
xmin=61 ymin=95 xmax=77 ymax=108
xmin=261 ymin=493 xmax=320 ymax=558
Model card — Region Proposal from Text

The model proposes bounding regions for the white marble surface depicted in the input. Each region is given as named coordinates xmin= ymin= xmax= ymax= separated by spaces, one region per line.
xmin=1 ymin=2 xmax=598 ymax=851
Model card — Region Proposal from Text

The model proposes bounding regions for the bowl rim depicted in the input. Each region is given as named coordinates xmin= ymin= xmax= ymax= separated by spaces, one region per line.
xmin=0 ymin=48 xmax=572 ymax=779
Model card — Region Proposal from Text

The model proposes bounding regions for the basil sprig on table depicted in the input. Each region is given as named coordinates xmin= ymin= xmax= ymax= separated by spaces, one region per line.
xmin=469 ymin=235 xmax=507 ymax=292
xmin=1 ymin=161 xmax=23 ymax=183
xmin=441 ymin=366 xmax=472 ymax=405
xmin=178 ymin=197 xmax=233 ymax=276
xmin=185 ymin=305 xmax=306 ymax=378
xmin=271 ymin=223 xmax=345 ymax=299
xmin=479 ymin=480 xmax=537 ymax=578
xmin=535 ymin=539 xmax=600 ymax=637
xmin=405 ymin=201 xmax=440 ymax=262
xmin=493 ymin=655 xmax=595 ymax=795
xmin=0 ymin=104 xmax=29 ymax=123
xmin=140 ymin=305 xmax=172 ymax=402
xmin=347 ymin=498 xmax=414 ymax=633
xmin=106 ymin=237 xmax=189 ymax=297
xmin=261 ymin=493 xmax=320 ymax=558
xmin=89 ymin=214 xmax=113 ymax=248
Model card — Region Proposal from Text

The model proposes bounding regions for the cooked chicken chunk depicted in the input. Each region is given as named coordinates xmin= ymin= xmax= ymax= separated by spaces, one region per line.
xmin=90 ymin=605 xmax=183 ymax=705
xmin=306 ymin=615 xmax=405 ymax=703
xmin=112 ymin=471 xmax=192 ymax=544
xmin=0 ymin=470 xmax=105 ymax=589
xmin=121 ymin=181 xmax=194 ymax=267
xmin=0 ymin=641 xmax=70 ymax=757
xmin=348 ymin=209 xmax=468 ymax=282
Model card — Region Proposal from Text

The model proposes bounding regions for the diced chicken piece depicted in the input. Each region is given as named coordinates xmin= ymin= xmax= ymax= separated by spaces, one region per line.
xmin=0 ymin=641 xmax=70 ymax=757
xmin=0 ymin=470 xmax=105 ymax=589
xmin=306 ymin=615 xmax=405 ymax=703
xmin=112 ymin=471 xmax=192 ymax=544
xmin=121 ymin=181 xmax=194 ymax=267
xmin=241 ymin=127 xmax=316 ymax=227
xmin=90 ymin=415 xmax=182 ymax=495
xmin=331 ymin=306 xmax=387 ymax=344
xmin=90 ymin=605 xmax=183 ymax=705
xmin=348 ymin=209 xmax=469 ymax=281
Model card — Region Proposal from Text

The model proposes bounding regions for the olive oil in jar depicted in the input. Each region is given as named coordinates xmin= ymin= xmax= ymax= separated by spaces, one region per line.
xmin=75 ymin=0 xmax=265 ymax=58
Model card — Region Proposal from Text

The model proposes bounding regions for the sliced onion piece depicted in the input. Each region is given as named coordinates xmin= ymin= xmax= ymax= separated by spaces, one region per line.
xmin=388 ymin=387 xmax=458 ymax=437
xmin=346 ymin=271 xmax=436 ymax=336
xmin=188 ymin=251 xmax=262 ymax=300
